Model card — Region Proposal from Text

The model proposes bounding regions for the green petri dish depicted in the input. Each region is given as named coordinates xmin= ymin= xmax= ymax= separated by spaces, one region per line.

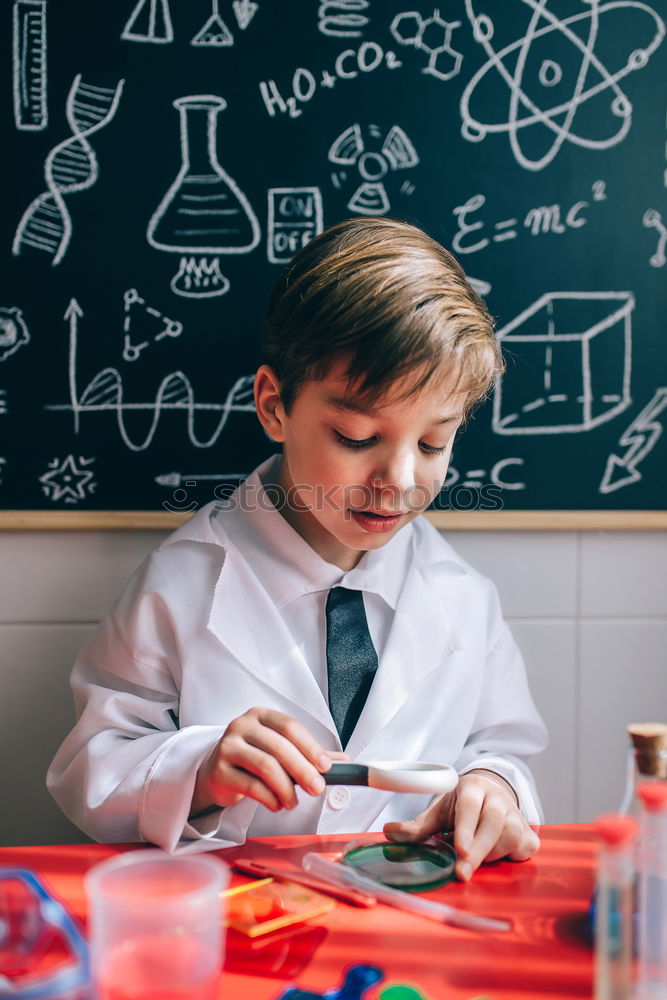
xmin=342 ymin=841 xmax=457 ymax=892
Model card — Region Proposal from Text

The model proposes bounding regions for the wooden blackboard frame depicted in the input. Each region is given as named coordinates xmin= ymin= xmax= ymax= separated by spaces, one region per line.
xmin=1 ymin=510 xmax=665 ymax=531
xmin=3 ymin=3 xmax=665 ymax=524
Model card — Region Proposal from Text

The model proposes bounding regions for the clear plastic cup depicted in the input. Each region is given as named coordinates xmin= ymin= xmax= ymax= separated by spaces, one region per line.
xmin=85 ymin=849 xmax=228 ymax=1000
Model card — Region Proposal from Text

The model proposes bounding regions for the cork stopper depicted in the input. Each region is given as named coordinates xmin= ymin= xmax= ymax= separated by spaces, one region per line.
xmin=627 ymin=722 xmax=667 ymax=778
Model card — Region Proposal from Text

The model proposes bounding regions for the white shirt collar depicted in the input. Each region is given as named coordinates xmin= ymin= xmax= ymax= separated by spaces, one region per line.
xmin=212 ymin=455 xmax=414 ymax=612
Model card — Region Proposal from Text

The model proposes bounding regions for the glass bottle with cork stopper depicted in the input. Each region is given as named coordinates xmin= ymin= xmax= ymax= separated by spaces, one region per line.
xmin=619 ymin=723 xmax=667 ymax=816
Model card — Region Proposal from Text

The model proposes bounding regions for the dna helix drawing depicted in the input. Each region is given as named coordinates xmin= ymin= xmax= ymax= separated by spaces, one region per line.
xmin=13 ymin=73 xmax=125 ymax=266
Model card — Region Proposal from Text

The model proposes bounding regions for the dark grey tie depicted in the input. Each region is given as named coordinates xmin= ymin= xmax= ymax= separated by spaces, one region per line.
xmin=326 ymin=587 xmax=379 ymax=748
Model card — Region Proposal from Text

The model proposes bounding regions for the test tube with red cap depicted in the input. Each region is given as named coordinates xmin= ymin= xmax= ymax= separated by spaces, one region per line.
xmin=593 ymin=813 xmax=638 ymax=1000
xmin=635 ymin=782 xmax=667 ymax=1000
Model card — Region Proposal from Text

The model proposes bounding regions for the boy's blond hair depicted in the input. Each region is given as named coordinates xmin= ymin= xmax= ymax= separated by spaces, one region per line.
xmin=262 ymin=217 xmax=502 ymax=415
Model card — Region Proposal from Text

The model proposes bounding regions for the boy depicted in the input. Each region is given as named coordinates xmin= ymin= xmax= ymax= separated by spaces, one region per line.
xmin=48 ymin=218 xmax=547 ymax=879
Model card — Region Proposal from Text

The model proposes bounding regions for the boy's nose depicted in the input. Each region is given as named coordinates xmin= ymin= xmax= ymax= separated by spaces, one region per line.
xmin=372 ymin=451 xmax=416 ymax=499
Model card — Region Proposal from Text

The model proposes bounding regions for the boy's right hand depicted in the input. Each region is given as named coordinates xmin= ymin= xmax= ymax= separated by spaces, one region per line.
xmin=191 ymin=707 xmax=339 ymax=816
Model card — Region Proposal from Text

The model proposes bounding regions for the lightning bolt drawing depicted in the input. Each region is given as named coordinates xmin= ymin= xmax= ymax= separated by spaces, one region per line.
xmin=600 ymin=388 xmax=667 ymax=494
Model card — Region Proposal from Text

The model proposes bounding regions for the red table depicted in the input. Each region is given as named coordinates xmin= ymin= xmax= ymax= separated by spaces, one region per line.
xmin=0 ymin=824 xmax=598 ymax=1000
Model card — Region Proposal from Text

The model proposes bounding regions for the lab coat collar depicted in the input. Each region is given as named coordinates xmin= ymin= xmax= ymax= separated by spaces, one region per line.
xmin=204 ymin=531 xmax=462 ymax=749
xmin=209 ymin=455 xmax=413 ymax=612
xmin=165 ymin=457 xmax=463 ymax=747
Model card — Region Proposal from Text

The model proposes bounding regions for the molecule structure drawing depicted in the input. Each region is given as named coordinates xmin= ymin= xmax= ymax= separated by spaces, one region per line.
xmin=460 ymin=0 xmax=665 ymax=171
xmin=390 ymin=9 xmax=463 ymax=81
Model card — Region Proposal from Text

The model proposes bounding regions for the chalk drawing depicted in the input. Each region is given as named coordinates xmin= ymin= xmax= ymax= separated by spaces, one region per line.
xmin=643 ymin=209 xmax=666 ymax=267
xmin=600 ymin=387 xmax=667 ymax=492
xmin=122 ymin=289 xmax=183 ymax=362
xmin=45 ymin=299 xmax=257 ymax=451
xmin=0 ymin=308 xmax=30 ymax=362
xmin=233 ymin=0 xmax=259 ymax=31
xmin=39 ymin=454 xmax=96 ymax=503
xmin=329 ymin=123 xmax=419 ymax=215
xmin=460 ymin=0 xmax=665 ymax=171
xmin=453 ymin=180 xmax=605 ymax=254
xmin=493 ymin=291 xmax=634 ymax=434
xmin=390 ymin=9 xmax=463 ymax=81
xmin=13 ymin=0 xmax=47 ymax=131
xmin=259 ymin=41 xmax=401 ymax=119
xmin=0 ymin=391 xmax=7 ymax=416
xmin=147 ymin=95 xmax=260 ymax=298
xmin=192 ymin=0 xmax=234 ymax=46
xmin=447 ymin=457 xmax=527 ymax=490
xmin=156 ymin=471 xmax=246 ymax=488
xmin=466 ymin=275 xmax=492 ymax=296
xmin=12 ymin=75 xmax=124 ymax=265
xmin=267 ymin=187 xmax=323 ymax=263
xmin=318 ymin=1 xmax=369 ymax=37
xmin=122 ymin=0 xmax=173 ymax=43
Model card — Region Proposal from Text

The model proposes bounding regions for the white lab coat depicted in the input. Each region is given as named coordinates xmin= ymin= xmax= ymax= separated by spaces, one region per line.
xmin=48 ymin=470 xmax=548 ymax=853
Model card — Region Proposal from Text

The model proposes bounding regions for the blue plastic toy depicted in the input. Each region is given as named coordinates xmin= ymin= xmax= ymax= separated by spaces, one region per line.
xmin=275 ymin=963 xmax=383 ymax=999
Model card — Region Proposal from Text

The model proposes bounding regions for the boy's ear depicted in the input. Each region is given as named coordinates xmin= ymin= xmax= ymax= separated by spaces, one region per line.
xmin=254 ymin=365 xmax=286 ymax=442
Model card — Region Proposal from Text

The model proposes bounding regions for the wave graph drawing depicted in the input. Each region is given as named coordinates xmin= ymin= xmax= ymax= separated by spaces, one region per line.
xmin=75 ymin=367 xmax=256 ymax=450
xmin=460 ymin=0 xmax=665 ymax=171
xmin=13 ymin=74 xmax=125 ymax=263
xmin=45 ymin=300 xmax=256 ymax=450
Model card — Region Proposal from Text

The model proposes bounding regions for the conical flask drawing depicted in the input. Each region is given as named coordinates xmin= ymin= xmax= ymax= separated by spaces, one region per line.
xmin=147 ymin=95 xmax=260 ymax=297
xmin=122 ymin=0 xmax=174 ymax=43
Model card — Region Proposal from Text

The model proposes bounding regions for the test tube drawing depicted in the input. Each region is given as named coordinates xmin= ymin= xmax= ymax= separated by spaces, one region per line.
xmin=191 ymin=0 xmax=234 ymax=47
xmin=122 ymin=0 xmax=173 ymax=44
xmin=147 ymin=95 xmax=261 ymax=298
xmin=12 ymin=74 xmax=125 ymax=265
xmin=13 ymin=0 xmax=48 ymax=131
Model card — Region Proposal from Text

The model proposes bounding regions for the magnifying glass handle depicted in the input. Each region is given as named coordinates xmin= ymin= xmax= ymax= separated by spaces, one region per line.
xmin=324 ymin=763 xmax=370 ymax=786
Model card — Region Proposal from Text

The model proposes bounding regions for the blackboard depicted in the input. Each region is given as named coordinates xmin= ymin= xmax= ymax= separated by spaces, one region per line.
xmin=2 ymin=0 xmax=666 ymax=525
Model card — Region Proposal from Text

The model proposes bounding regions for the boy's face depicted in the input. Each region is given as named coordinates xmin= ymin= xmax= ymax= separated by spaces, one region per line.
xmin=256 ymin=359 xmax=466 ymax=571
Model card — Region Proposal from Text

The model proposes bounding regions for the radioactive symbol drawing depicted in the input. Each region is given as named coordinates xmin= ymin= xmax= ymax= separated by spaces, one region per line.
xmin=328 ymin=123 xmax=419 ymax=216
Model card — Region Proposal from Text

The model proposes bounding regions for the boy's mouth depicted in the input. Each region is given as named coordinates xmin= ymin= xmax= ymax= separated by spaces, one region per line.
xmin=350 ymin=509 xmax=405 ymax=533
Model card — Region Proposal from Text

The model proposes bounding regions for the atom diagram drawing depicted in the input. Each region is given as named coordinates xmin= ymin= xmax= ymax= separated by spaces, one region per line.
xmin=459 ymin=0 xmax=665 ymax=171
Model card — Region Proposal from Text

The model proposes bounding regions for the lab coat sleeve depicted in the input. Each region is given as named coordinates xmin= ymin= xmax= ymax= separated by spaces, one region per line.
xmin=46 ymin=559 xmax=256 ymax=852
xmin=451 ymin=579 xmax=548 ymax=825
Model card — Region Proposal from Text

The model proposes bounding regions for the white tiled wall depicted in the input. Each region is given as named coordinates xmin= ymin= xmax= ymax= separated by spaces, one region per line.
xmin=1 ymin=529 xmax=666 ymax=846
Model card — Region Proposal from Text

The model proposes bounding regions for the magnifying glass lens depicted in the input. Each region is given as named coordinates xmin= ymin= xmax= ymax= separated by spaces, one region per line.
xmin=342 ymin=842 xmax=456 ymax=892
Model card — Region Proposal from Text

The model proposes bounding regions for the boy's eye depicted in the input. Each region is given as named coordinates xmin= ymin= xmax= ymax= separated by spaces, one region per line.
xmin=420 ymin=442 xmax=449 ymax=456
xmin=333 ymin=430 xmax=450 ymax=456
xmin=333 ymin=430 xmax=376 ymax=449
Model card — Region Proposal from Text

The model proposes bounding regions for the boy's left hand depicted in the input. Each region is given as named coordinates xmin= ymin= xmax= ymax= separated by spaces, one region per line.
xmin=383 ymin=769 xmax=540 ymax=882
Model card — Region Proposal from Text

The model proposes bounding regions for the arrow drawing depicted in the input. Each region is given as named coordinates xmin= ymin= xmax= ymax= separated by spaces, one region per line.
xmin=64 ymin=298 xmax=83 ymax=433
xmin=233 ymin=0 xmax=258 ymax=30
xmin=155 ymin=471 xmax=246 ymax=487
xmin=600 ymin=387 xmax=667 ymax=493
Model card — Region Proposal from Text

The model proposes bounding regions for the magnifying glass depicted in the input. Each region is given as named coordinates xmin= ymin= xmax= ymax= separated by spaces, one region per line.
xmin=324 ymin=761 xmax=458 ymax=795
